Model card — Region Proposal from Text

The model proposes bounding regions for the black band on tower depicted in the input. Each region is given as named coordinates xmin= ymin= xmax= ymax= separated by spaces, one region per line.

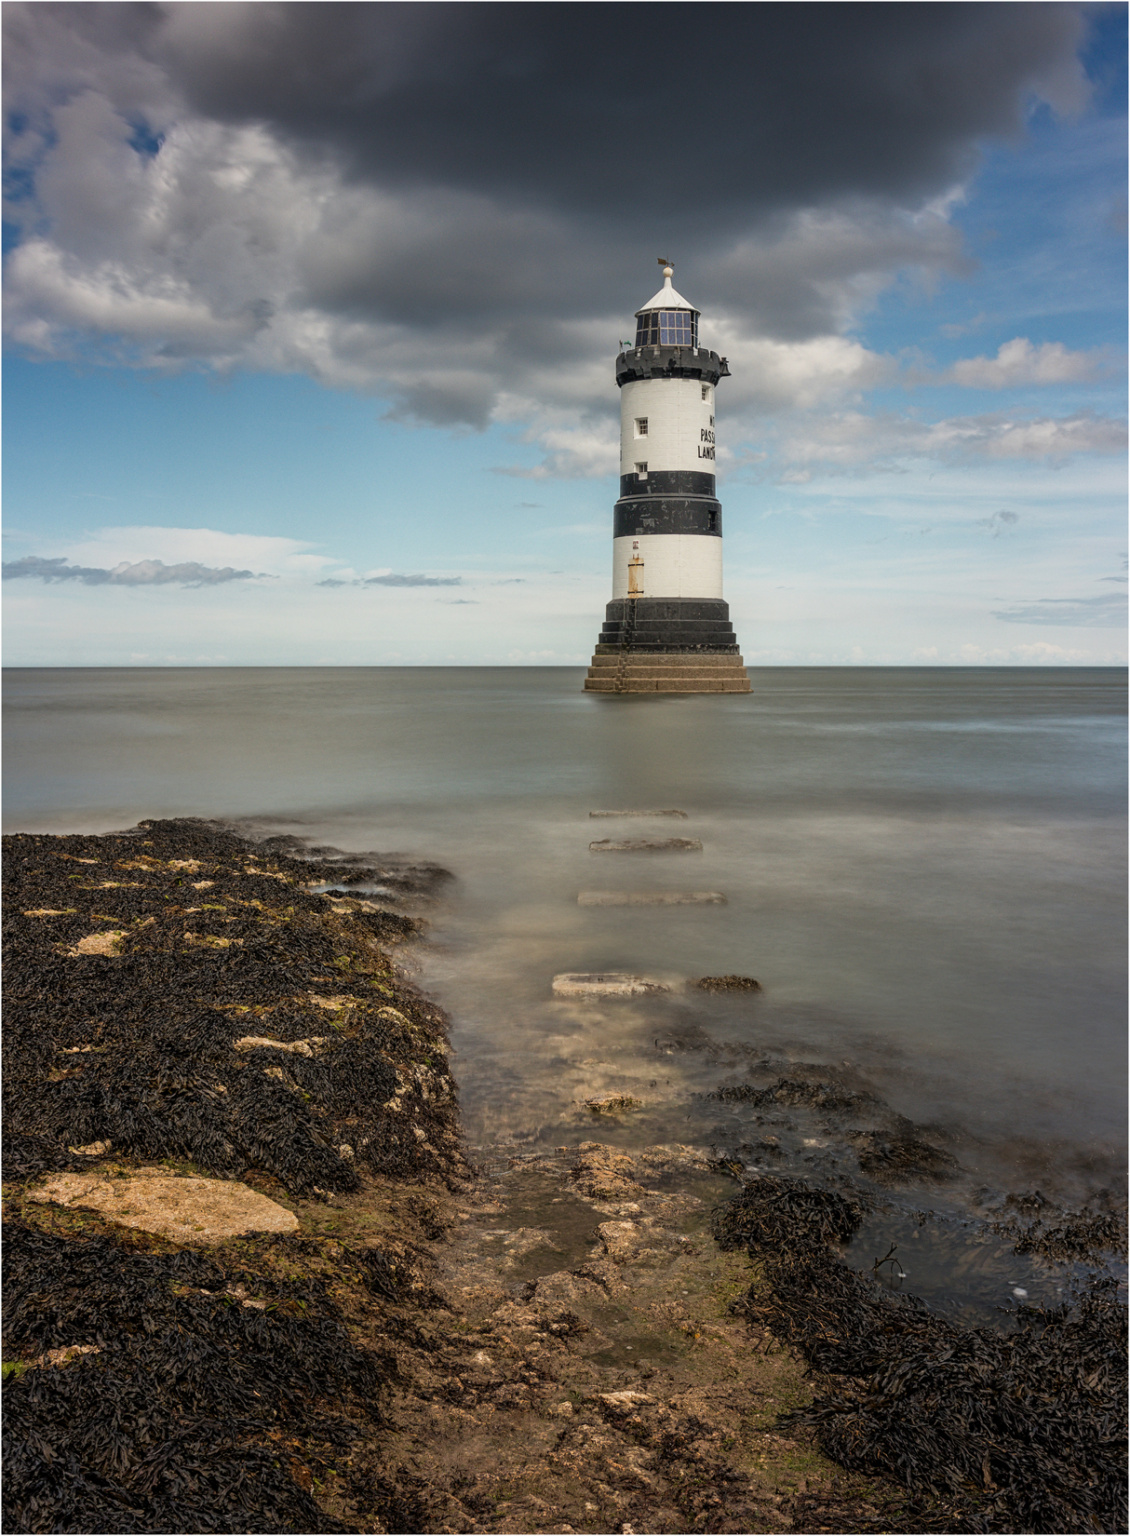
xmin=614 ymin=497 xmax=721 ymax=538
xmin=615 ymin=346 xmax=731 ymax=388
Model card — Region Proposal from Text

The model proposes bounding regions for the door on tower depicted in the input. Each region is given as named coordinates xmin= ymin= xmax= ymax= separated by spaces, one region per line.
xmin=627 ymin=543 xmax=644 ymax=597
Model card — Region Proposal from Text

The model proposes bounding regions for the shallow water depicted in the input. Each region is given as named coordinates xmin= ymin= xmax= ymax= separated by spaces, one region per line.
xmin=4 ymin=665 xmax=1126 ymax=1215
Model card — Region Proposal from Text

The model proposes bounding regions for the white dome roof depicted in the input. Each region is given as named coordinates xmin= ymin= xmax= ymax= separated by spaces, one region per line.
xmin=636 ymin=267 xmax=697 ymax=314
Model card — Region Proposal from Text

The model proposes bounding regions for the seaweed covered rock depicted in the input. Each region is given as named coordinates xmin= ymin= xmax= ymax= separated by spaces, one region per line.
xmin=695 ymin=974 xmax=762 ymax=992
xmin=3 ymin=1221 xmax=383 ymax=1534
xmin=3 ymin=819 xmax=466 ymax=1195
xmin=714 ymin=1175 xmax=1128 ymax=1533
xmin=2 ymin=819 xmax=471 ymax=1535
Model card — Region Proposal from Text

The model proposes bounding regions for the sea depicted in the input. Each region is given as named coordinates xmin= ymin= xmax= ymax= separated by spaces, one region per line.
xmin=4 ymin=665 xmax=1126 ymax=1309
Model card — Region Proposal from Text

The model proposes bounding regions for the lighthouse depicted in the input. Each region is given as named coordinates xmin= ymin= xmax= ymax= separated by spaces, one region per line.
xmin=583 ymin=263 xmax=750 ymax=694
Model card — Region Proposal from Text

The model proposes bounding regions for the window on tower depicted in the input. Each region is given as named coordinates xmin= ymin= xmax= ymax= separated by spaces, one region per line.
xmin=635 ymin=462 xmax=648 ymax=479
xmin=634 ymin=310 xmax=698 ymax=347
xmin=635 ymin=417 xmax=648 ymax=437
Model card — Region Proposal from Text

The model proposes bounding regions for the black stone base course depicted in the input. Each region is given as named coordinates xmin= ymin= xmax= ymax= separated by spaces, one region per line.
xmin=596 ymin=597 xmax=742 ymax=653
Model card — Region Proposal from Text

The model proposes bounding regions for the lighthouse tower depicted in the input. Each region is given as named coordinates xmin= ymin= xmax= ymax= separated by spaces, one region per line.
xmin=583 ymin=264 xmax=750 ymax=693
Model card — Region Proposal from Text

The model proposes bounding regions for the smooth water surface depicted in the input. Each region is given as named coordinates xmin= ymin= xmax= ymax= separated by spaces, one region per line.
xmin=4 ymin=666 xmax=1125 ymax=1199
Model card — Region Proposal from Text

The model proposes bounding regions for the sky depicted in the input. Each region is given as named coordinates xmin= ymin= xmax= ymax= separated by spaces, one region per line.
xmin=2 ymin=1 xmax=1126 ymax=667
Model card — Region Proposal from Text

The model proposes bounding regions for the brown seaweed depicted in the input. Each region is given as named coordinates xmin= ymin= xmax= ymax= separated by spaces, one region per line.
xmin=2 ymin=819 xmax=465 ymax=1195
xmin=714 ymin=1174 xmax=1127 ymax=1533
xmin=2 ymin=1221 xmax=381 ymax=1533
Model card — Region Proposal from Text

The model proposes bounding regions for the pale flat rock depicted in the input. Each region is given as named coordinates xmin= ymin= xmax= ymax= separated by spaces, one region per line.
xmin=68 ymin=931 xmax=125 ymax=956
xmin=27 ymin=1169 xmax=299 ymax=1243
xmin=578 ymin=890 xmax=725 ymax=906
xmin=589 ymin=838 xmax=702 ymax=853
xmin=553 ymin=972 xmax=672 ymax=997
xmin=588 ymin=809 xmax=687 ymax=819
xmin=234 ymin=1034 xmax=330 ymax=1056
xmin=595 ymin=1389 xmax=656 ymax=1411
xmin=31 ymin=1344 xmax=101 ymax=1370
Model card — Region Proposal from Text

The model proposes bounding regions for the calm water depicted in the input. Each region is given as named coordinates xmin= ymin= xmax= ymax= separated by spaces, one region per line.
xmin=4 ymin=666 xmax=1126 ymax=1208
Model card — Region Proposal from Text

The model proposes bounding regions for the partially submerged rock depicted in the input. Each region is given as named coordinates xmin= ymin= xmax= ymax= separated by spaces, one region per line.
xmin=26 ymin=1168 xmax=299 ymax=1243
xmin=583 ymin=1093 xmax=644 ymax=1115
xmin=552 ymin=972 xmax=672 ymax=997
xmin=695 ymin=973 xmax=762 ymax=992
xmin=577 ymin=889 xmax=725 ymax=905
xmin=569 ymin=1143 xmax=646 ymax=1201
xmin=589 ymin=837 xmax=703 ymax=852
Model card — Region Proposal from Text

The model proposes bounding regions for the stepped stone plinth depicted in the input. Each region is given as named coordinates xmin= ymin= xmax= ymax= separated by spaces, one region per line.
xmin=584 ymin=651 xmax=751 ymax=694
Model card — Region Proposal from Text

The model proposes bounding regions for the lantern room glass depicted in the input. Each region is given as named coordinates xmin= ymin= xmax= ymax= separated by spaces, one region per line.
xmin=634 ymin=309 xmax=698 ymax=347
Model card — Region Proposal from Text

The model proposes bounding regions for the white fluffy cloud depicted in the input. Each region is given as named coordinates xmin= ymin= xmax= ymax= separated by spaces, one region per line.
xmin=948 ymin=337 xmax=1111 ymax=388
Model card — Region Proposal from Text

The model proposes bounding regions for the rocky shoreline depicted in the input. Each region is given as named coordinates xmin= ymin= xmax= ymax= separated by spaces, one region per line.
xmin=3 ymin=820 xmax=1126 ymax=1534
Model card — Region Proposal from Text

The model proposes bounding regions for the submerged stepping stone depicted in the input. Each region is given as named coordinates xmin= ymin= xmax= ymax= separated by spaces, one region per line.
xmin=27 ymin=1169 xmax=299 ymax=1243
xmin=695 ymin=975 xmax=763 ymax=992
xmin=552 ymin=972 xmax=673 ymax=997
xmin=589 ymin=838 xmax=703 ymax=853
xmin=588 ymin=809 xmax=688 ymax=819
xmin=577 ymin=891 xmax=726 ymax=906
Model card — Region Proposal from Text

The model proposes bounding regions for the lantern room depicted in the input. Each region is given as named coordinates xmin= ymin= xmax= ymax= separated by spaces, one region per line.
xmin=633 ymin=265 xmax=699 ymax=348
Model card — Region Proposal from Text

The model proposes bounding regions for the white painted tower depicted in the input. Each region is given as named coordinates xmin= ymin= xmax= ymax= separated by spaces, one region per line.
xmin=584 ymin=263 xmax=750 ymax=693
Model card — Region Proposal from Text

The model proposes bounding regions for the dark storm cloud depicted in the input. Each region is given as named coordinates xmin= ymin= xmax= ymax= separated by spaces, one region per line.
xmin=993 ymin=592 xmax=1128 ymax=627
xmin=2 ymin=556 xmax=263 ymax=586
xmin=159 ymin=3 xmax=1085 ymax=220
xmin=150 ymin=1 xmax=1088 ymax=323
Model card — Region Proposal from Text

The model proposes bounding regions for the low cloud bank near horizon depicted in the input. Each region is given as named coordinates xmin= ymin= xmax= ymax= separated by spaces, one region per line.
xmin=993 ymin=591 xmax=1128 ymax=627
xmin=2 ymin=555 xmax=264 ymax=586
xmin=318 ymin=573 xmax=462 ymax=588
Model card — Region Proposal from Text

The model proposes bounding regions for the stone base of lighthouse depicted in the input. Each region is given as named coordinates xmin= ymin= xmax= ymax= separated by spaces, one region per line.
xmin=583 ymin=598 xmax=750 ymax=694
xmin=584 ymin=653 xmax=750 ymax=693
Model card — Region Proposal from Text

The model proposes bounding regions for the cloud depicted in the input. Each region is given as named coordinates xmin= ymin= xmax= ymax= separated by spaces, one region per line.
xmin=774 ymin=409 xmax=1126 ymax=476
xmin=149 ymin=4 xmax=1087 ymax=217
xmin=1 ymin=0 xmax=1096 ymax=437
xmin=949 ymin=337 xmax=1112 ymax=388
xmin=1 ymin=554 xmax=262 ymax=586
xmin=992 ymin=592 xmax=1128 ymax=627
xmin=316 ymin=573 xmax=462 ymax=588
xmin=976 ymin=510 xmax=1020 ymax=536
xmin=362 ymin=573 xmax=461 ymax=587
